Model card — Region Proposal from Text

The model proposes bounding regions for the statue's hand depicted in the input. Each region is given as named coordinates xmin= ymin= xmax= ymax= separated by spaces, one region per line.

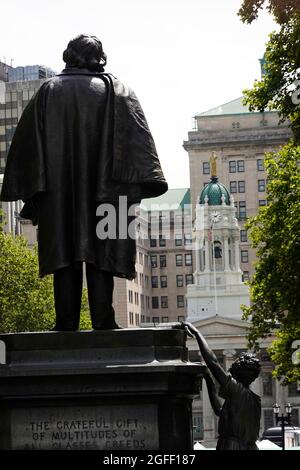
xmin=181 ymin=321 xmax=198 ymax=338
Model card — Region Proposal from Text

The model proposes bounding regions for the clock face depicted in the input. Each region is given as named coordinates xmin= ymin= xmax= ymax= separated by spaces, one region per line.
xmin=210 ymin=211 xmax=221 ymax=223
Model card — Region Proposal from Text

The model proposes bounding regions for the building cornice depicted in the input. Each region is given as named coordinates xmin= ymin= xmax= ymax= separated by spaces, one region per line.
xmin=183 ymin=131 xmax=292 ymax=151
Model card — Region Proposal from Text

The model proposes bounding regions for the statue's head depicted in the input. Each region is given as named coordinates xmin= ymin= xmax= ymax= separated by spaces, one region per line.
xmin=229 ymin=352 xmax=261 ymax=387
xmin=63 ymin=34 xmax=107 ymax=72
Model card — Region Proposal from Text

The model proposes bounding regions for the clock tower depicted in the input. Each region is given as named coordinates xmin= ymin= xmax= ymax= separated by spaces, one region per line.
xmin=186 ymin=155 xmax=250 ymax=321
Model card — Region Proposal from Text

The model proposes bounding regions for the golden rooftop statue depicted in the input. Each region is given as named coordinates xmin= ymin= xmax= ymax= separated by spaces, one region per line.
xmin=210 ymin=151 xmax=218 ymax=177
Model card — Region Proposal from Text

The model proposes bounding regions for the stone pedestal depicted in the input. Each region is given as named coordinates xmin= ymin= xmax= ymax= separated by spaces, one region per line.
xmin=0 ymin=327 xmax=204 ymax=450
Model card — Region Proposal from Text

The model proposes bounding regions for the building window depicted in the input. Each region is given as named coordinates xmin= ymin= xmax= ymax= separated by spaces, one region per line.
xmin=229 ymin=161 xmax=236 ymax=173
xmin=242 ymin=271 xmax=250 ymax=281
xmin=175 ymin=233 xmax=182 ymax=246
xmin=185 ymin=253 xmax=192 ymax=266
xmin=176 ymin=254 xmax=183 ymax=266
xmin=238 ymin=180 xmax=245 ymax=193
xmin=141 ymin=315 xmax=145 ymax=323
xmin=160 ymin=255 xmax=167 ymax=268
xmin=288 ymin=382 xmax=299 ymax=396
xmin=159 ymin=235 xmax=166 ymax=247
xmin=262 ymin=372 xmax=273 ymax=396
xmin=135 ymin=313 xmax=140 ymax=326
xmin=150 ymin=238 xmax=157 ymax=247
xmin=128 ymin=290 xmax=133 ymax=303
xmin=239 ymin=201 xmax=247 ymax=219
xmin=186 ymin=274 xmax=193 ymax=285
xmin=151 ymin=276 xmax=158 ymax=288
xmin=161 ymin=296 xmax=168 ymax=308
xmin=129 ymin=311 xmax=134 ymax=325
xmin=257 ymin=158 xmax=264 ymax=171
xmin=162 ymin=316 xmax=169 ymax=323
xmin=263 ymin=409 xmax=275 ymax=430
xmin=291 ymin=409 xmax=300 ymax=427
xmin=151 ymin=255 xmax=157 ymax=268
xmin=234 ymin=201 xmax=238 ymax=217
xmin=184 ymin=234 xmax=192 ymax=245
xmin=152 ymin=316 xmax=159 ymax=323
xmin=241 ymin=250 xmax=248 ymax=263
xmin=139 ymin=252 xmax=143 ymax=265
xmin=152 ymin=297 xmax=159 ymax=309
xmin=259 ymin=199 xmax=267 ymax=206
xmin=176 ymin=275 xmax=184 ymax=287
xmin=160 ymin=275 xmax=167 ymax=288
xmin=237 ymin=160 xmax=245 ymax=172
xmin=230 ymin=181 xmax=237 ymax=193
xmin=177 ymin=295 xmax=185 ymax=308
xmin=193 ymin=413 xmax=204 ymax=440
xmin=261 ymin=372 xmax=273 ymax=397
xmin=203 ymin=161 xmax=210 ymax=174
xmin=178 ymin=315 xmax=185 ymax=322
xmin=258 ymin=179 xmax=266 ymax=192
xmin=240 ymin=229 xmax=247 ymax=242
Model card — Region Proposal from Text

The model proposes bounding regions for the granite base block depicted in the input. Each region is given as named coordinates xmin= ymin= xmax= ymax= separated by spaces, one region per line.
xmin=0 ymin=327 xmax=204 ymax=450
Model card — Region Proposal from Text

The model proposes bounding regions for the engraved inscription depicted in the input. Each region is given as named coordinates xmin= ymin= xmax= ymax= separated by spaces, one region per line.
xmin=11 ymin=404 xmax=158 ymax=450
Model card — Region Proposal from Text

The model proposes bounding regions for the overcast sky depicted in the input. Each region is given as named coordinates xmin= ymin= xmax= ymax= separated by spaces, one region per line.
xmin=1 ymin=0 xmax=276 ymax=189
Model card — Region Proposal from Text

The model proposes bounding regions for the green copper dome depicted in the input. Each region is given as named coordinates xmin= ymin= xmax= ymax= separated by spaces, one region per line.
xmin=199 ymin=176 xmax=230 ymax=205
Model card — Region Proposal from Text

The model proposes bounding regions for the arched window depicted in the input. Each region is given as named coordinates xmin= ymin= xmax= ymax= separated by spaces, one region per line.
xmin=214 ymin=241 xmax=222 ymax=259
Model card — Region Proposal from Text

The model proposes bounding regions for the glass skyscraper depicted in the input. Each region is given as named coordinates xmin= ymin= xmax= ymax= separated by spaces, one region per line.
xmin=8 ymin=65 xmax=56 ymax=82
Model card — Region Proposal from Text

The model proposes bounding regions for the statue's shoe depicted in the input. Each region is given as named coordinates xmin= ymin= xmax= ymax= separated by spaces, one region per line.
xmin=93 ymin=321 xmax=122 ymax=330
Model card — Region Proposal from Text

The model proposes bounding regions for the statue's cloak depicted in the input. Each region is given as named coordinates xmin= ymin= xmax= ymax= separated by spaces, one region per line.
xmin=1 ymin=68 xmax=168 ymax=278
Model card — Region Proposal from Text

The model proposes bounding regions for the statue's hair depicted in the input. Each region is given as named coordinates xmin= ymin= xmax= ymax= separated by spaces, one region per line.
xmin=63 ymin=34 xmax=107 ymax=72
xmin=229 ymin=352 xmax=261 ymax=385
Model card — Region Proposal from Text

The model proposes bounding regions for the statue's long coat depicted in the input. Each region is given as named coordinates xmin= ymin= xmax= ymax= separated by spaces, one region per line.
xmin=1 ymin=68 xmax=168 ymax=279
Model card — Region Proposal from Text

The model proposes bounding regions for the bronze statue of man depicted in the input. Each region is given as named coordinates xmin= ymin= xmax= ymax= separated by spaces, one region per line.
xmin=183 ymin=322 xmax=261 ymax=450
xmin=1 ymin=34 xmax=168 ymax=331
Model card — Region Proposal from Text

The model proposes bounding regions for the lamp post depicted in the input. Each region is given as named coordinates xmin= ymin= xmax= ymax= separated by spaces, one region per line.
xmin=273 ymin=403 xmax=292 ymax=450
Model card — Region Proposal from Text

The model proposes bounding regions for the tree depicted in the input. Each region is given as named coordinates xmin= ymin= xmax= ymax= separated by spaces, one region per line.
xmin=239 ymin=1 xmax=300 ymax=142
xmin=239 ymin=1 xmax=300 ymax=25
xmin=0 ymin=215 xmax=91 ymax=332
xmin=238 ymin=2 xmax=300 ymax=382
xmin=242 ymin=144 xmax=300 ymax=382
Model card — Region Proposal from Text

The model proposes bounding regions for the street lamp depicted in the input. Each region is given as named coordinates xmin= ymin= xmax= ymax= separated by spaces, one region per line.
xmin=273 ymin=403 xmax=293 ymax=450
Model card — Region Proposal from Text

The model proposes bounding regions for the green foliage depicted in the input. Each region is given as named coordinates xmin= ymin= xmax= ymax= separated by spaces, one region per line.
xmin=238 ymin=0 xmax=300 ymax=384
xmin=238 ymin=1 xmax=300 ymax=25
xmin=0 ymin=221 xmax=92 ymax=332
xmin=80 ymin=288 xmax=92 ymax=330
xmin=242 ymin=143 xmax=300 ymax=381
xmin=239 ymin=2 xmax=300 ymax=142
xmin=268 ymin=322 xmax=300 ymax=384
xmin=0 ymin=231 xmax=55 ymax=332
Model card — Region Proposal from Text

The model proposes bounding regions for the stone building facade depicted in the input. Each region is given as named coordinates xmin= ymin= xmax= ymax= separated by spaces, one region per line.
xmin=114 ymin=188 xmax=194 ymax=328
xmin=183 ymin=97 xmax=292 ymax=279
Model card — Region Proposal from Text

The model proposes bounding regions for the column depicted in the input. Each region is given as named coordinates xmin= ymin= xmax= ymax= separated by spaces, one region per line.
xmin=224 ymin=237 xmax=230 ymax=271
xmin=195 ymin=240 xmax=200 ymax=273
xmin=234 ymin=238 xmax=240 ymax=270
xmin=223 ymin=349 xmax=236 ymax=372
xmin=202 ymin=379 xmax=217 ymax=448
xmin=204 ymin=238 xmax=210 ymax=272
